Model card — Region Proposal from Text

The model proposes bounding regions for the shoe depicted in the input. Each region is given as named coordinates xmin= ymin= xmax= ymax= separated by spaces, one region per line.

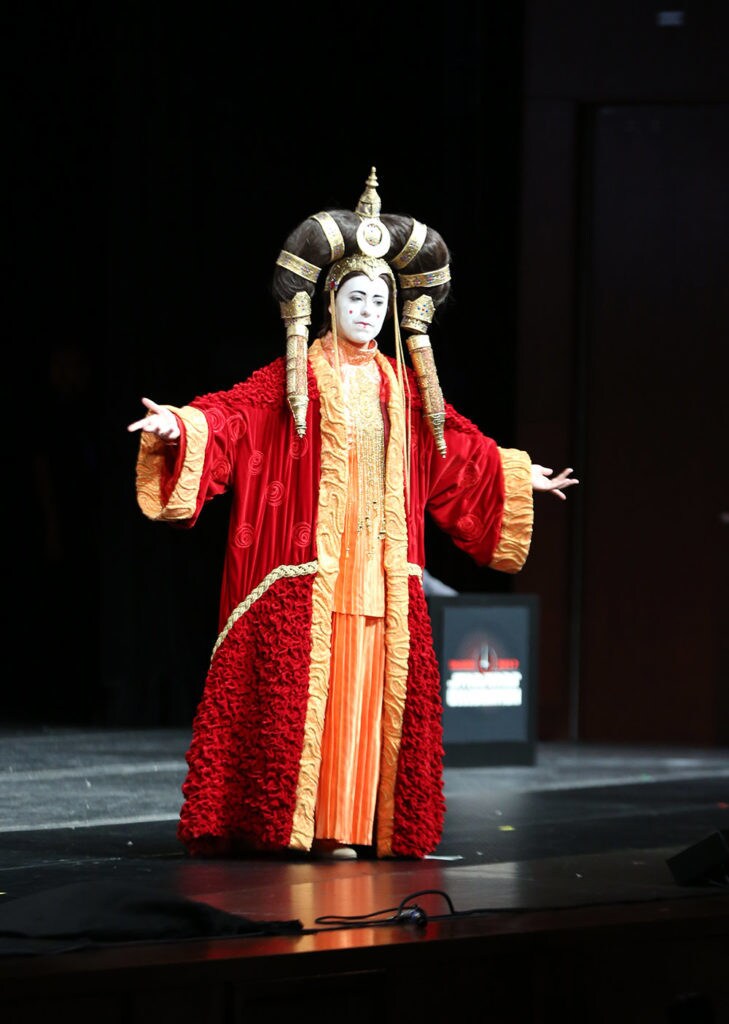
xmin=311 ymin=840 xmax=358 ymax=860
xmin=327 ymin=846 xmax=358 ymax=860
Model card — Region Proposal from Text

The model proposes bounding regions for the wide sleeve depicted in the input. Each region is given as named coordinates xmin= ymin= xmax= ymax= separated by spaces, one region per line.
xmin=135 ymin=404 xmax=210 ymax=523
xmin=423 ymin=404 xmax=534 ymax=574
xmin=133 ymin=361 xmax=285 ymax=526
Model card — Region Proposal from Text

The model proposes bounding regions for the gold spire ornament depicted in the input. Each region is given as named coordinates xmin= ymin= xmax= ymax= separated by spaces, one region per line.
xmin=354 ymin=167 xmax=391 ymax=258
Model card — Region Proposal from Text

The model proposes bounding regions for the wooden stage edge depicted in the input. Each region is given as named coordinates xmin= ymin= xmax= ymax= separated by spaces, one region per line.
xmin=2 ymin=883 xmax=728 ymax=1023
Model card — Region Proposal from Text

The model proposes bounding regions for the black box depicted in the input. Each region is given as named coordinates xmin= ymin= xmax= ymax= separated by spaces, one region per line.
xmin=428 ymin=594 xmax=539 ymax=767
xmin=666 ymin=830 xmax=729 ymax=886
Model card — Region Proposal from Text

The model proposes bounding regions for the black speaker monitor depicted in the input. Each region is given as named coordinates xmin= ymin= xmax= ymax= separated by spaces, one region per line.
xmin=428 ymin=594 xmax=539 ymax=767
xmin=666 ymin=830 xmax=729 ymax=886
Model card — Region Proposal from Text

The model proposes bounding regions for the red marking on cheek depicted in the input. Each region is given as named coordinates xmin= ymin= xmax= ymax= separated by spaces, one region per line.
xmin=348 ymin=309 xmax=353 ymax=315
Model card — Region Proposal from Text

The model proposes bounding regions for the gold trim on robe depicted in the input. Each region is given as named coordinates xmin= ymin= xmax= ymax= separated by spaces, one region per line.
xmin=289 ymin=339 xmax=349 ymax=849
xmin=490 ymin=447 xmax=534 ymax=573
xmin=135 ymin=405 xmax=209 ymax=521
xmin=372 ymin=351 xmax=411 ymax=858
xmin=212 ymin=561 xmax=319 ymax=661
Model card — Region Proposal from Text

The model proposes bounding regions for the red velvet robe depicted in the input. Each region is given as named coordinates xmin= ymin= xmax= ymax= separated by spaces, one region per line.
xmin=135 ymin=344 xmax=533 ymax=858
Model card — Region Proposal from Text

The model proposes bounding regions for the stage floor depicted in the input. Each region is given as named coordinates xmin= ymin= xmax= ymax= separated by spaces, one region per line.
xmin=2 ymin=727 xmax=727 ymax=905
xmin=1 ymin=728 xmax=728 ymax=1021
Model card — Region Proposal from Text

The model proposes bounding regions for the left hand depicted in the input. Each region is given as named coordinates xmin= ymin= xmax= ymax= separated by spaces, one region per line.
xmin=531 ymin=465 xmax=579 ymax=501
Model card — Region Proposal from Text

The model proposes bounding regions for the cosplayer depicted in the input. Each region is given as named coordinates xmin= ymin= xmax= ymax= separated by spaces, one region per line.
xmin=127 ymin=169 xmax=577 ymax=860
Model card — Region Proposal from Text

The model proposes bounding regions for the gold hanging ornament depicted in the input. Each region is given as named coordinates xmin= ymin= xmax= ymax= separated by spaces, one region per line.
xmin=280 ymin=291 xmax=312 ymax=437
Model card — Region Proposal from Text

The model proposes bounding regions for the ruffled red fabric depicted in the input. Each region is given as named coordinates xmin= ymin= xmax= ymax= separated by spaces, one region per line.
xmin=190 ymin=357 xmax=320 ymax=414
xmin=178 ymin=574 xmax=314 ymax=854
xmin=389 ymin=576 xmax=446 ymax=857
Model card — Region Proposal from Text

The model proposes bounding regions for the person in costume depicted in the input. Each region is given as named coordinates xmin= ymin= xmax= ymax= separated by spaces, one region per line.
xmin=127 ymin=168 xmax=578 ymax=860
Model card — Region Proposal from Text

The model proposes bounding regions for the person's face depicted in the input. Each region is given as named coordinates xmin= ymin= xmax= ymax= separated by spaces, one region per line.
xmin=334 ymin=274 xmax=389 ymax=346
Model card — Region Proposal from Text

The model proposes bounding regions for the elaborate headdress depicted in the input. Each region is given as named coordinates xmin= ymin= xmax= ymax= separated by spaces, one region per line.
xmin=274 ymin=167 xmax=451 ymax=456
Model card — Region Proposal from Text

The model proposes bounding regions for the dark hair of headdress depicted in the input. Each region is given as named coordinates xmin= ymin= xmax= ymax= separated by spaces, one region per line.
xmin=272 ymin=211 xmax=452 ymax=338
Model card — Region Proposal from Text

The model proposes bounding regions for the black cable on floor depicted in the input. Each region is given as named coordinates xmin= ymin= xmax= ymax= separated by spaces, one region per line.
xmin=309 ymin=889 xmax=454 ymax=932
xmin=302 ymin=885 xmax=726 ymax=936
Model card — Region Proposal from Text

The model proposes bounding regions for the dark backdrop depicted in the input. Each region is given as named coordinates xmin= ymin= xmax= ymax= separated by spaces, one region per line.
xmin=9 ymin=4 xmax=527 ymax=726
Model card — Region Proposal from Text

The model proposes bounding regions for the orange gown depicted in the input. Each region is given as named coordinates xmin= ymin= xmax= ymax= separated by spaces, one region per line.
xmin=314 ymin=335 xmax=387 ymax=846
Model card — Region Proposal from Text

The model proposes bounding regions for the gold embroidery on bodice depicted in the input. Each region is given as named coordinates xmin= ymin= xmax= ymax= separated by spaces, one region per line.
xmin=321 ymin=333 xmax=386 ymax=615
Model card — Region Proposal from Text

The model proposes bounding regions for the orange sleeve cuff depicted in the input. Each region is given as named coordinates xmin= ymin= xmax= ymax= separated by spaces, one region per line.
xmin=135 ymin=405 xmax=209 ymax=521
xmin=489 ymin=447 xmax=534 ymax=573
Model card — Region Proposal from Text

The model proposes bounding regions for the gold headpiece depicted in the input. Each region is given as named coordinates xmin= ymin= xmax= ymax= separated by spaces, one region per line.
xmin=279 ymin=291 xmax=312 ymax=335
xmin=275 ymin=250 xmax=322 ymax=284
xmin=312 ymin=212 xmax=345 ymax=262
xmin=325 ymin=254 xmax=395 ymax=293
xmin=398 ymin=265 xmax=451 ymax=289
xmin=391 ymin=219 xmax=427 ymax=270
xmin=278 ymin=168 xmax=448 ymax=457
xmin=354 ymin=167 xmax=391 ymax=257
xmin=401 ymin=295 xmax=435 ymax=335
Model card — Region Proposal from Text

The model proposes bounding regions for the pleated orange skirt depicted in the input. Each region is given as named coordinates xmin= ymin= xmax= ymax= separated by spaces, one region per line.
xmin=314 ymin=612 xmax=385 ymax=845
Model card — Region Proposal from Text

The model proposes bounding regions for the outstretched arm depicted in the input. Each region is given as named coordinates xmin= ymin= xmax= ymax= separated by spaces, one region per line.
xmin=531 ymin=465 xmax=579 ymax=501
xmin=127 ymin=397 xmax=180 ymax=442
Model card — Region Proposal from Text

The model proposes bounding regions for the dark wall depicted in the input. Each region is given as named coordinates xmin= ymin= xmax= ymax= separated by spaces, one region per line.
xmin=12 ymin=3 xmax=725 ymax=741
xmin=9 ymin=4 xmax=526 ymax=726
xmin=514 ymin=0 xmax=729 ymax=742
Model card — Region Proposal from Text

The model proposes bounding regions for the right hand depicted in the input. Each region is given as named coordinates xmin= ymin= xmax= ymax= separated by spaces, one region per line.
xmin=127 ymin=397 xmax=180 ymax=442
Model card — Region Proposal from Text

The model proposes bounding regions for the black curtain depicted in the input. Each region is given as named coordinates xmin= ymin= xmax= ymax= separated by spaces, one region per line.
xmin=8 ymin=3 xmax=525 ymax=727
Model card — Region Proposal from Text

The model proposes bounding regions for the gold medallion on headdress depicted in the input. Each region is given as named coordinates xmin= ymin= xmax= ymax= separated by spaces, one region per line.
xmin=355 ymin=167 xmax=391 ymax=258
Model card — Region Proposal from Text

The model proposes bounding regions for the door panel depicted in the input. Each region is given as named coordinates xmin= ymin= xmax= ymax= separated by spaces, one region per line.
xmin=579 ymin=104 xmax=728 ymax=742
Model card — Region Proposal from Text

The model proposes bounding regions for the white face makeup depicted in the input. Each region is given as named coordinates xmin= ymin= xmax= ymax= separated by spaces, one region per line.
xmin=334 ymin=274 xmax=389 ymax=346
